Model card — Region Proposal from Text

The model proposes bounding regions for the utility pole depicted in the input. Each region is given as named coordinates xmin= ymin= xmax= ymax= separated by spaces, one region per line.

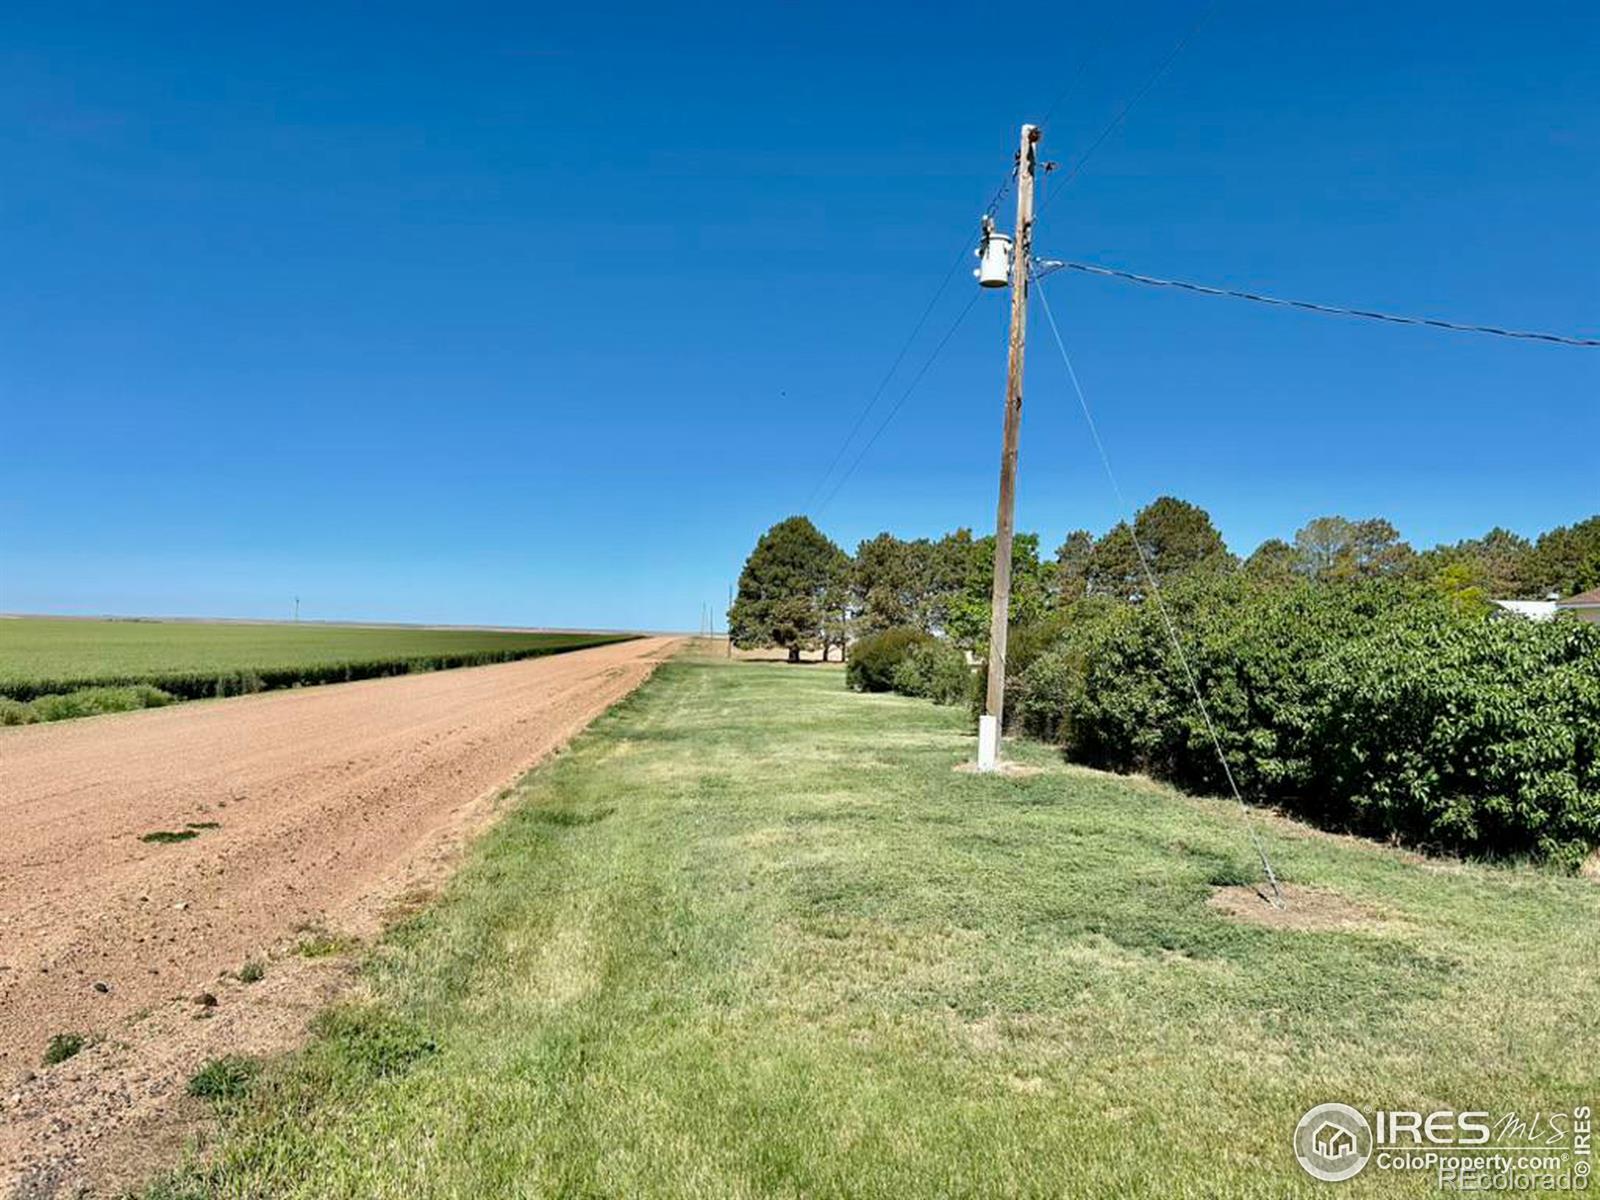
xmin=978 ymin=123 xmax=1039 ymax=772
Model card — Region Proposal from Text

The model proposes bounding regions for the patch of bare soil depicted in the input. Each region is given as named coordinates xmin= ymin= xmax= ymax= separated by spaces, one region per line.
xmin=952 ymin=760 xmax=1044 ymax=778
xmin=726 ymin=641 xmax=841 ymax=664
xmin=0 ymin=636 xmax=678 ymax=1198
xmin=1207 ymin=883 xmax=1395 ymax=933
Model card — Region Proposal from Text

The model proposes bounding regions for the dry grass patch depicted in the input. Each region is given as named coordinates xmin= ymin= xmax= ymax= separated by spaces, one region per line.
xmin=1207 ymin=883 xmax=1398 ymax=933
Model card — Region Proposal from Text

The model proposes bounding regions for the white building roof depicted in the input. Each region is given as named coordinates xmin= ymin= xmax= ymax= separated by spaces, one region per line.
xmin=1491 ymin=599 xmax=1558 ymax=622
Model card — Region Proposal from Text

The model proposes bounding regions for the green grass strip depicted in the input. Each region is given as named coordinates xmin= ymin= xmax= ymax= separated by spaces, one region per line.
xmin=142 ymin=657 xmax=1600 ymax=1198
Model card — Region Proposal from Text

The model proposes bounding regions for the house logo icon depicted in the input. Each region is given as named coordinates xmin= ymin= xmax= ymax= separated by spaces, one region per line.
xmin=1294 ymin=1103 xmax=1373 ymax=1182
xmin=1312 ymin=1122 xmax=1356 ymax=1160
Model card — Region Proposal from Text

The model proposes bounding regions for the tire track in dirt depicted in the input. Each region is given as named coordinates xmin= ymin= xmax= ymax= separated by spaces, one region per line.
xmin=0 ymin=636 xmax=679 ymax=1196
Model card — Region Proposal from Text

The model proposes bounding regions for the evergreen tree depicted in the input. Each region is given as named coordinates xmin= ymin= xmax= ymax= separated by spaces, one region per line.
xmin=1054 ymin=529 xmax=1094 ymax=605
xmin=729 ymin=517 xmax=849 ymax=663
xmin=1133 ymin=496 xmax=1233 ymax=580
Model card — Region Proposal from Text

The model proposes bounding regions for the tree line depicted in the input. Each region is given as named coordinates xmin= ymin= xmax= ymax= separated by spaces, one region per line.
xmin=729 ymin=503 xmax=1600 ymax=660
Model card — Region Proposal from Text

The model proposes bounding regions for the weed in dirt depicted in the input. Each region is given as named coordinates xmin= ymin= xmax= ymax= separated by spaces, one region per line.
xmin=140 ymin=829 xmax=199 ymax=845
xmin=42 ymin=1032 xmax=89 ymax=1066
xmin=236 ymin=959 xmax=266 ymax=984
xmin=294 ymin=926 xmax=359 ymax=959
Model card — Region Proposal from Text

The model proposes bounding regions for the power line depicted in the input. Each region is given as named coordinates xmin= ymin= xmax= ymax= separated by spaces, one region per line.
xmin=1035 ymin=258 xmax=1600 ymax=347
xmin=1035 ymin=276 xmax=1284 ymax=906
xmin=1041 ymin=0 xmax=1222 ymax=208
xmin=803 ymin=173 xmax=1013 ymax=512
xmin=802 ymin=252 xmax=967 ymax=511
xmin=807 ymin=1 xmax=1215 ymax=516
xmin=807 ymin=1 xmax=1217 ymax=515
xmin=1038 ymin=40 xmax=1102 ymax=130
xmin=815 ymin=290 xmax=982 ymax=514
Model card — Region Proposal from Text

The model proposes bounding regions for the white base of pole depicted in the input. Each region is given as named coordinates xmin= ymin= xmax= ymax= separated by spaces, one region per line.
xmin=977 ymin=714 xmax=1000 ymax=772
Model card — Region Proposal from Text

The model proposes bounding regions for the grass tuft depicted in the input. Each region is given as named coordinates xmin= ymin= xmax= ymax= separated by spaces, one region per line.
xmin=294 ymin=925 xmax=359 ymax=959
xmin=140 ymin=829 xmax=199 ymax=845
xmin=42 ymin=1032 xmax=89 ymax=1066
xmin=187 ymin=1056 xmax=261 ymax=1102
xmin=308 ymin=1006 xmax=437 ymax=1079
xmin=529 ymin=805 xmax=614 ymax=827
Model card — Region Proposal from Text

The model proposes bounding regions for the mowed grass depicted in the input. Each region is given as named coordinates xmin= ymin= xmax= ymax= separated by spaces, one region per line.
xmin=0 ymin=617 xmax=630 ymax=714
xmin=146 ymin=656 xmax=1600 ymax=1198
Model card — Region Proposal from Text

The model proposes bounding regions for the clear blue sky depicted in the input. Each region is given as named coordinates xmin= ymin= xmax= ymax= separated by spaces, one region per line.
xmin=3 ymin=3 xmax=1595 ymax=630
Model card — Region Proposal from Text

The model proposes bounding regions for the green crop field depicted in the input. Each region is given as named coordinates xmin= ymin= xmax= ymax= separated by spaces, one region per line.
xmin=0 ymin=617 xmax=633 ymax=722
xmin=141 ymin=654 xmax=1600 ymax=1198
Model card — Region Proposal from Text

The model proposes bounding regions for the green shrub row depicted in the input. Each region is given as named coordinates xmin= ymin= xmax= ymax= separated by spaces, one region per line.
xmin=1008 ymin=577 xmax=1600 ymax=867
xmin=891 ymin=639 xmax=975 ymax=707
xmin=1 ymin=684 xmax=177 ymax=725
xmin=845 ymin=627 xmax=932 ymax=693
xmin=841 ymin=627 xmax=975 ymax=706
xmin=0 ymin=639 xmax=631 ymax=704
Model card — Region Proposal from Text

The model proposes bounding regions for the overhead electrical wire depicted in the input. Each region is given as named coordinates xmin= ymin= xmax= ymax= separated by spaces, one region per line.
xmin=1041 ymin=0 xmax=1222 ymax=207
xmin=806 ymin=0 xmax=1216 ymax=512
xmin=1038 ymin=40 xmax=1102 ymax=130
xmin=1034 ymin=258 xmax=1600 ymax=347
xmin=804 ymin=0 xmax=1198 ymax=514
xmin=802 ymin=173 xmax=1013 ymax=513
xmin=1034 ymin=275 xmax=1285 ymax=906
xmin=814 ymin=291 xmax=982 ymax=514
xmin=802 ymin=253 xmax=970 ymax=511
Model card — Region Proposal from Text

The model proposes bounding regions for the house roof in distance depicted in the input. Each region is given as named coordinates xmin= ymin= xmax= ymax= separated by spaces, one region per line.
xmin=1556 ymin=586 xmax=1600 ymax=609
xmin=1492 ymin=599 xmax=1557 ymax=622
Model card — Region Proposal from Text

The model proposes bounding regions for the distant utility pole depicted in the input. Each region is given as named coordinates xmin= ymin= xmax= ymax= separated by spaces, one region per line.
xmin=978 ymin=123 xmax=1040 ymax=772
xmin=726 ymin=583 xmax=734 ymax=657
xmin=294 ymin=596 xmax=300 ymax=623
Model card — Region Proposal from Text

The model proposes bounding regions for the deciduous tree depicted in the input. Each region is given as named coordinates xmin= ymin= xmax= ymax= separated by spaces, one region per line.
xmin=1293 ymin=515 xmax=1414 ymax=581
xmin=944 ymin=532 xmax=1050 ymax=650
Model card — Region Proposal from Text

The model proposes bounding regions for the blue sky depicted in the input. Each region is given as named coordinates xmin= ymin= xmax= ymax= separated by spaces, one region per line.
xmin=2 ymin=2 xmax=1595 ymax=630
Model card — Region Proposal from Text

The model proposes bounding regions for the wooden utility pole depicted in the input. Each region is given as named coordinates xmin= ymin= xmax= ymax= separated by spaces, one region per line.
xmin=978 ymin=123 xmax=1039 ymax=771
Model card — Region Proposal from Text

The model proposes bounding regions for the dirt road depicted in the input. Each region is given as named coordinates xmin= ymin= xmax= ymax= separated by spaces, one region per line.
xmin=0 ymin=636 xmax=677 ymax=1194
